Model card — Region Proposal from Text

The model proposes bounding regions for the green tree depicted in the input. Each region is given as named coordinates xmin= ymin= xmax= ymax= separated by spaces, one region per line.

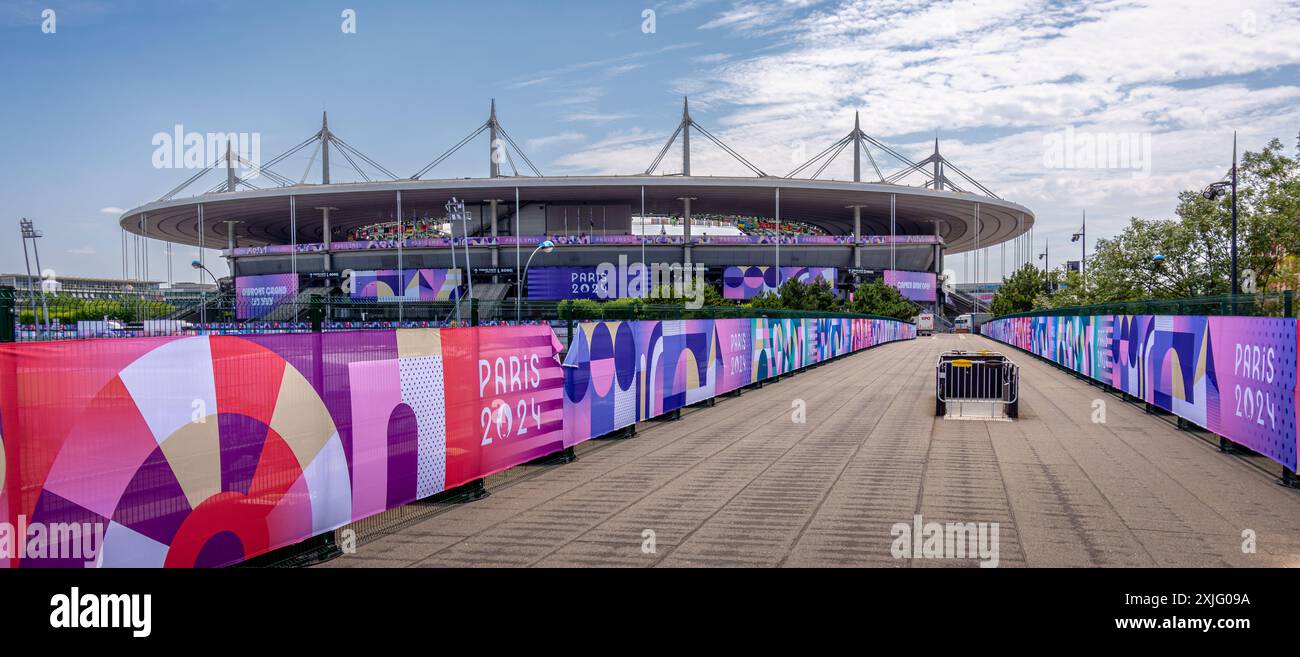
xmin=1080 ymin=135 xmax=1300 ymax=302
xmin=748 ymin=276 xmax=842 ymax=312
xmin=847 ymin=280 xmax=917 ymax=320
xmin=990 ymin=264 xmax=1043 ymax=315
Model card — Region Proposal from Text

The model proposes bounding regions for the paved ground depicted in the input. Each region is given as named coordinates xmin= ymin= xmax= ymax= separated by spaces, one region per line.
xmin=319 ymin=333 xmax=1300 ymax=568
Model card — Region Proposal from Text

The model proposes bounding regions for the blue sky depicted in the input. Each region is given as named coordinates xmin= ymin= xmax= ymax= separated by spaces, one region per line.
xmin=1 ymin=0 xmax=1298 ymax=284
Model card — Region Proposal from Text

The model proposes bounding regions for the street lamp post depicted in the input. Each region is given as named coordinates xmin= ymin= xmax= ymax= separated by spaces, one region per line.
xmin=191 ymin=259 xmax=219 ymax=324
xmin=1038 ymin=239 xmax=1050 ymax=292
xmin=1202 ymin=132 xmax=1239 ymax=295
xmin=517 ymin=240 xmax=555 ymax=322
xmin=1071 ymin=209 xmax=1086 ymax=289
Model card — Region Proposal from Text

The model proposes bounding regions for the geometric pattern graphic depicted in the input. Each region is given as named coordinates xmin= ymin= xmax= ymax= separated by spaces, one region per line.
xmin=983 ymin=314 xmax=1298 ymax=471
xmin=563 ymin=317 xmax=915 ymax=446
xmin=351 ymin=268 xmax=463 ymax=301
xmin=0 ymin=325 xmax=559 ymax=568
xmin=722 ymin=266 xmax=838 ymax=300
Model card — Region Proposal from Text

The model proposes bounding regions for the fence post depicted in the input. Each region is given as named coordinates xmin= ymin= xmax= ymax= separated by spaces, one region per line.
xmin=0 ymin=287 xmax=14 ymax=343
xmin=1285 ymin=290 xmax=1293 ymax=318
xmin=309 ymin=294 xmax=323 ymax=332
xmin=470 ymin=297 xmax=479 ymax=327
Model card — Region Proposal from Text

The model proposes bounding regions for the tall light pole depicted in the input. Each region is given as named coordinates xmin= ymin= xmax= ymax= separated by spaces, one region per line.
xmin=1202 ymin=132 xmax=1239 ymax=294
xmin=517 ymin=240 xmax=555 ymax=322
xmin=1071 ymin=209 xmax=1086 ymax=288
xmin=20 ymin=218 xmax=49 ymax=331
xmin=447 ymin=197 xmax=475 ymax=322
xmin=1038 ymin=239 xmax=1050 ymax=292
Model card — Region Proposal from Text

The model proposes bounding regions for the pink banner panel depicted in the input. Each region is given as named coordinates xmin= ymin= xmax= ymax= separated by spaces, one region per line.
xmin=0 ymin=317 xmax=913 ymax=567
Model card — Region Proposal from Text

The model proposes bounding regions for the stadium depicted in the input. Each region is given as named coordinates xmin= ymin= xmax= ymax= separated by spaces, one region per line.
xmin=117 ymin=100 xmax=1035 ymax=320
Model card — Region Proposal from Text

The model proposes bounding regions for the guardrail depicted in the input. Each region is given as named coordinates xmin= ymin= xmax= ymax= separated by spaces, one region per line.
xmin=981 ymin=312 xmax=1299 ymax=481
xmin=994 ymin=292 xmax=1295 ymax=320
xmin=0 ymin=285 xmax=907 ymax=342
xmin=0 ymin=315 xmax=915 ymax=567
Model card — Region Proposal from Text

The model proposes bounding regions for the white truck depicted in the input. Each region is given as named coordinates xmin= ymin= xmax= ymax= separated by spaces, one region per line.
xmin=914 ymin=313 xmax=935 ymax=336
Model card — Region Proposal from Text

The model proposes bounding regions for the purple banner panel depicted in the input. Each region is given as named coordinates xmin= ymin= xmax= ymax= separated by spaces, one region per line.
xmin=982 ymin=313 xmax=1298 ymax=472
xmin=723 ymin=266 xmax=838 ymax=300
xmin=883 ymin=270 xmax=937 ymax=302
xmin=1205 ymin=316 xmax=1297 ymax=472
xmin=235 ymin=273 xmax=299 ymax=320
xmin=527 ymin=266 xmax=612 ymax=300
xmin=348 ymin=269 xmax=462 ymax=301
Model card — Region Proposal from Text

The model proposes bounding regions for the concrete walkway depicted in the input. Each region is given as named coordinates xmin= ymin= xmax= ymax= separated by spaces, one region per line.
xmin=319 ymin=334 xmax=1300 ymax=568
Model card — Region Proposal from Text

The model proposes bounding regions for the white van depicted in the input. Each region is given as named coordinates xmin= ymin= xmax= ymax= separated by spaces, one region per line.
xmin=953 ymin=314 xmax=972 ymax=333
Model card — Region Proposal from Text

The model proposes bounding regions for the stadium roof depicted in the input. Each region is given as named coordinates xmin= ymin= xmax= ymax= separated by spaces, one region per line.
xmin=118 ymin=100 xmax=1034 ymax=255
xmin=120 ymin=175 xmax=1033 ymax=255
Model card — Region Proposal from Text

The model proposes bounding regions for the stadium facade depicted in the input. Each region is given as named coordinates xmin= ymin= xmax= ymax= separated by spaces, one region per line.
xmin=118 ymin=100 xmax=1035 ymax=315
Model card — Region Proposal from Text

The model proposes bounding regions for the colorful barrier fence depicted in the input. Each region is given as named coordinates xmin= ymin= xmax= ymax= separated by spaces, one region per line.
xmin=981 ymin=315 xmax=1298 ymax=472
xmin=0 ymin=317 xmax=912 ymax=568
xmin=563 ymin=317 xmax=913 ymax=444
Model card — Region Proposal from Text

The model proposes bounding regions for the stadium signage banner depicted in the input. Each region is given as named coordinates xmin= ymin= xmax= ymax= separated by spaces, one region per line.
xmin=981 ymin=314 xmax=1298 ymax=471
xmin=347 ymin=268 xmax=462 ymax=301
xmin=883 ymin=270 xmax=937 ymax=302
xmin=226 ymin=234 xmax=943 ymax=257
xmin=0 ymin=317 xmax=912 ymax=567
xmin=234 ymin=273 xmax=299 ymax=320
xmin=722 ymin=266 xmax=838 ymax=300
xmin=526 ymin=266 xmax=615 ymax=300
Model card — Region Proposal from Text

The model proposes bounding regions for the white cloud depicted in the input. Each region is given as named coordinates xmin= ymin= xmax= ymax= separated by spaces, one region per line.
xmin=68 ymin=246 xmax=96 ymax=255
xmin=527 ymin=132 xmax=586 ymax=150
xmin=556 ymin=0 xmax=1300 ymax=264
xmin=100 ymin=207 xmax=125 ymax=214
xmin=564 ymin=112 xmax=638 ymax=123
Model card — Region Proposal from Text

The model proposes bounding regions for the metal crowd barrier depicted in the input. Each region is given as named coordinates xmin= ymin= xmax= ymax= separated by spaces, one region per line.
xmin=935 ymin=350 xmax=1019 ymax=419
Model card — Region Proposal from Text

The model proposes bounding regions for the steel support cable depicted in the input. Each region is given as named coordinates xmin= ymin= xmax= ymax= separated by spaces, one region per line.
xmin=940 ymin=175 xmax=968 ymax=194
xmin=255 ymin=134 xmax=325 ymax=174
xmin=235 ymin=153 xmax=296 ymax=187
xmin=503 ymin=147 xmax=520 ymax=177
xmin=644 ymin=123 xmax=683 ymax=175
xmin=885 ymin=155 xmax=936 ymax=184
xmin=863 ymin=134 xmax=927 ymax=171
xmin=160 ymin=157 xmax=223 ymax=200
xmin=412 ymin=122 xmax=489 ymax=179
xmin=689 ymin=121 xmax=767 ymax=176
xmin=334 ymin=143 xmax=372 ymax=182
xmin=231 ymin=141 xmax=314 ymax=188
xmin=940 ymin=160 xmax=1000 ymax=199
xmin=332 ymin=136 xmax=400 ymax=180
xmin=201 ymin=134 xmax=317 ymax=194
xmin=811 ymin=137 xmax=852 ymax=180
xmin=784 ymin=134 xmax=852 ymax=178
xmin=299 ymin=139 xmax=322 ymax=184
xmin=497 ymin=126 xmax=543 ymax=176
xmin=859 ymin=139 xmax=885 ymax=181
